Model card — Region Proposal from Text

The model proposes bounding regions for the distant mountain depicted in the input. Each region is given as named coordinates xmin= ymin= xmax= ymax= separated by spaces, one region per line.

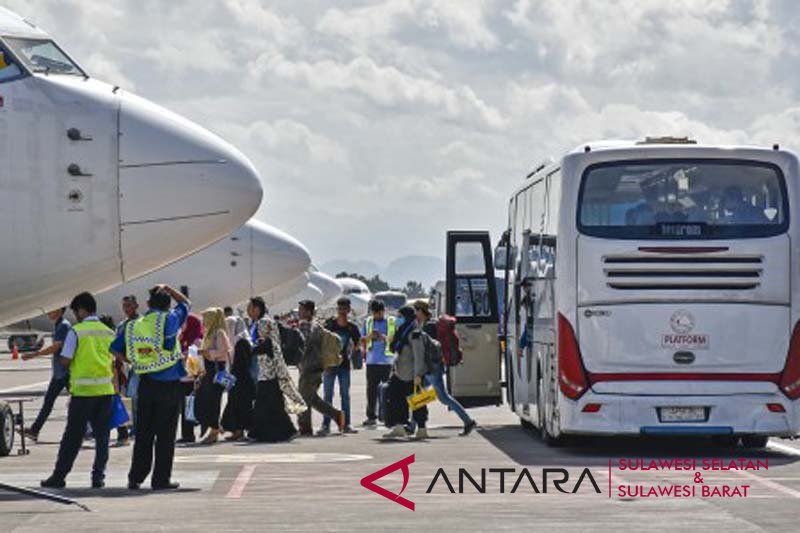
xmin=321 ymin=255 xmax=444 ymax=291
xmin=384 ymin=256 xmax=444 ymax=290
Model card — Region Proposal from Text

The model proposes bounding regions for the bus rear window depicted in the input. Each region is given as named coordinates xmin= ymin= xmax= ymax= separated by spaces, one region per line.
xmin=578 ymin=160 xmax=788 ymax=239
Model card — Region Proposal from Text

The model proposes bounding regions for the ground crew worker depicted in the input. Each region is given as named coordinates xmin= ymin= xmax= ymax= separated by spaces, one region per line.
xmin=22 ymin=307 xmax=71 ymax=441
xmin=41 ymin=292 xmax=116 ymax=489
xmin=360 ymin=300 xmax=396 ymax=426
xmin=111 ymin=284 xmax=190 ymax=490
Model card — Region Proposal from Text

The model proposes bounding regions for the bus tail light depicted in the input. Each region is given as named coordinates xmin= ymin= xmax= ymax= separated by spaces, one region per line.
xmin=767 ymin=403 xmax=786 ymax=413
xmin=779 ymin=321 xmax=800 ymax=400
xmin=558 ymin=313 xmax=588 ymax=400
xmin=582 ymin=403 xmax=602 ymax=413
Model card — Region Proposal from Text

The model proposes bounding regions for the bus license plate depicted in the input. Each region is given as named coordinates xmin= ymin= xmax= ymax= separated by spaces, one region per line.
xmin=659 ymin=406 xmax=706 ymax=423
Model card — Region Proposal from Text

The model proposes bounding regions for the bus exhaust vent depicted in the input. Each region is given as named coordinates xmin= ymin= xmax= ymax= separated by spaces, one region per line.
xmin=603 ymin=254 xmax=763 ymax=291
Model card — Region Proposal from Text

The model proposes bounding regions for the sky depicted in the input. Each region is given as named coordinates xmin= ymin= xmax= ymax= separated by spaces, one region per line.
xmin=8 ymin=0 xmax=800 ymax=267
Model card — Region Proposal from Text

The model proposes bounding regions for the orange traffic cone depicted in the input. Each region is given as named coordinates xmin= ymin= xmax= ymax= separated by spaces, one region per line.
xmin=11 ymin=343 xmax=19 ymax=360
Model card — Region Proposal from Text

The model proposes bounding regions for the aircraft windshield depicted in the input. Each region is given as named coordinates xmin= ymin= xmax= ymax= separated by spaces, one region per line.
xmin=578 ymin=159 xmax=788 ymax=239
xmin=3 ymin=38 xmax=84 ymax=76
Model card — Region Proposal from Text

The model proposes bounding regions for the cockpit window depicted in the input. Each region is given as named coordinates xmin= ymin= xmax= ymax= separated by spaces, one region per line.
xmin=0 ymin=48 xmax=22 ymax=82
xmin=3 ymin=38 xmax=84 ymax=76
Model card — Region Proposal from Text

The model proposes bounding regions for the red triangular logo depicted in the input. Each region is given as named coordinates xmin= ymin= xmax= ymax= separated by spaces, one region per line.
xmin=360 ymin=454 xmax=415 ymax=511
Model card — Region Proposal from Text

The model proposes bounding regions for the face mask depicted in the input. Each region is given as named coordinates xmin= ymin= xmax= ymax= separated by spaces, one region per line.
xmin=396 ymin=317 xmax=405 ymax=328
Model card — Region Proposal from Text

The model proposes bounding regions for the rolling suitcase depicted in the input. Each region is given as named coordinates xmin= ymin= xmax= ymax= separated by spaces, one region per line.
xmin=377 ymin=380 xmax=389 ymax=424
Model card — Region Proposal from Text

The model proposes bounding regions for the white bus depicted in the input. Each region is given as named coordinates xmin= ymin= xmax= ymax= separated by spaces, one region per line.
xmin=445 ymin=138 xmax=800 ymax=447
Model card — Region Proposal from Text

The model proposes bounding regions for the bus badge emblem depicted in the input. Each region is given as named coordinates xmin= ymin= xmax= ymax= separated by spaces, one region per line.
xmin=670 ymin=310 xmax=695 ymax=334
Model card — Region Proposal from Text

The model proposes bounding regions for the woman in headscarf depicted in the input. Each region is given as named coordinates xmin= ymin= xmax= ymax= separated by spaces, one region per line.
xmin=383 ymin=306 xmax=428 ymax=440
xmin=176 ymin=314 xmax=203 ymax=444
xmin=221 ymin=335 xmax=256 ymax=442
xmin=249 ymin=317 xmax=306 ymax=443
xmin=196 ymin=308 xmax=232 ymax=445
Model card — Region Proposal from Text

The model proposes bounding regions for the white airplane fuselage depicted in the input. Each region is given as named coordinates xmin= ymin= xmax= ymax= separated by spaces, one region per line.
xmin=309 ymin=270 xmax=343 ymax=310
xmin=0 ymin=8 xmax=262 ymax=326
xmin=337 ymin=278 xmax=372 ymax=318
xmin=18 ymin=220 xmax=309 ymax=328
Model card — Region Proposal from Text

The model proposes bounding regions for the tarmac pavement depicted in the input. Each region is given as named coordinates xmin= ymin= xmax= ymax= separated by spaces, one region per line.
xmin=2 ymin=351 xmax=800 ymax=532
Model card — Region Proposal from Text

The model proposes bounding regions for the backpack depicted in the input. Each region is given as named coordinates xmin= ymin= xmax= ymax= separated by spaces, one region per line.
xmin=320 ymin=327 xmax=343 ymax=369
xmin=278 ymin=322 xmax=304 ymax=367
xmin=422 ymin=333 xmax=443 ymax=374
xmin=436 ymin=315 xmax=463 ymax=366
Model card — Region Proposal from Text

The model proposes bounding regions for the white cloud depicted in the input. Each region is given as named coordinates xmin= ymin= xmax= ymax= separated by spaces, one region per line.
xmin=317 ymin=0 xmax=498 ymax=50
xmin=245 ymin=119 xmax=350 ymax=166
xmin=6 ymin=1 xmax=800 ymax=266
xmin=254 ymin=53 xmax=507 ymax=130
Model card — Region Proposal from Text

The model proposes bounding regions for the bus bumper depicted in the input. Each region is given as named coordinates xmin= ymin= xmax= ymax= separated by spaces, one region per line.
xmin=559 ymin=392 xmax=800 ymax=437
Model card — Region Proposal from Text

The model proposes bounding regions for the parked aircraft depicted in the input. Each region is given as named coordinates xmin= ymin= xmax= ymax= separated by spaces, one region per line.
xmin=0 ymin=8 xmax=262 ymax=327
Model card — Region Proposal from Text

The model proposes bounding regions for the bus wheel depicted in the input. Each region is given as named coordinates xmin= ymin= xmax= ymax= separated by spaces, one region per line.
xmin=741 ymin=435 xmax=769 ymax=449
xmin=711 ymin=435 xmax=739 ymax=448
xmin=0 ymin=403 xmax=14 ymax=457
xmin=537 ymin=379 xmax=563 ymax=447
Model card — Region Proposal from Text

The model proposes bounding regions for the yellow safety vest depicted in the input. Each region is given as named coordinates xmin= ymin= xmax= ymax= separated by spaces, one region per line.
xmin=70 ymin=320 xmax=115 ymax=397
xmin=125 ymin=312 xmax=182 ymax=374
xmin=365 ymin=316 xmax=396 ymax=356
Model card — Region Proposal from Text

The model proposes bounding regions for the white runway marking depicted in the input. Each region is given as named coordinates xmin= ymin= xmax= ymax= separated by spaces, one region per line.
xmin=731 ymin=469 xmax=800 ymax=499
xmin=0 ymin=380 xmax=50 ymax=394
xmin=226 ymin=465 xmax=256 ymax=499
xmin=767 ymin=440 xmax=800 ymax=457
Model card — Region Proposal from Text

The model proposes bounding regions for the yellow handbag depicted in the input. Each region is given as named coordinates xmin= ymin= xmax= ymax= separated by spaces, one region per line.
xmin=407 ymin=384 xmax=437 ymax=411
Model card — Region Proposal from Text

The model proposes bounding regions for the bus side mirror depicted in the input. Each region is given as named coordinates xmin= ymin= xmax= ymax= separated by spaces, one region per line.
xmin=494 ymin=244 xmax=517 ymax=270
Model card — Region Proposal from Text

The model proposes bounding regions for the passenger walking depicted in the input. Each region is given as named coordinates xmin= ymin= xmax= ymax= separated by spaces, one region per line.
xmin=196 ymin=308 xmax=232 ymax=445
xmin=41 ymin=292 xmax=116 ymax=489
xmin=221 ymin=337 xmax=256 ymax=441
xmin=296 ymin=300 xmax=345 ymax=436
xmin=99 ymin=315 xmax=130 ymax=446
xmin=224 ymin=306 xmax=247 ymax=342
xmin=361 ymin=300 xmax=395 ymax=427
xmin=177 ymin=313 xmax=203 ymax=444
xmin=414 ymin=301 xmax=476 ymax=436
xmin=383 ymin=306 xmax=428 ymax=440
xmin=319 ymin=297 xmax=361 ymax=436
xmin=22 ymin=307 xmax=71 ymax=442
xmin=116 ymin=296 xmax=140 ymax=437
xmin=112 ymin=284 xmax=190 ymax=491
xmin=249 ymin=330 xmax=306 ymax=442
xmin=245 ymin=297 xmax=283 ymax=383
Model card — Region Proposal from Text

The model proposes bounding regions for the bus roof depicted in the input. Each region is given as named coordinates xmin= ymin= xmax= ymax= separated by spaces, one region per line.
xmin=512 ymin=139 xmax=796 ymax=199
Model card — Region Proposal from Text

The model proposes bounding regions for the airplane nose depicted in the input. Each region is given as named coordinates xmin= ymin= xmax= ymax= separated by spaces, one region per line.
xmin=116 ymin=91 xmax=263 ymax=279
xmin=249 ymin=221 xmax=312 ymax=294
xmin=309 ymin=270 xmax=344 ymax=307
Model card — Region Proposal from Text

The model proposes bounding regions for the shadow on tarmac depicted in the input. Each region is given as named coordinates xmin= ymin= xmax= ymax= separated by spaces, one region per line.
xmin=477 ymin=424 xmax=800 ymax=467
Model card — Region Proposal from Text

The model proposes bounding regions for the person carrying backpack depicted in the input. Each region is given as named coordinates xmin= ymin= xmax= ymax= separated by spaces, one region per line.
xmin=414 ymin=301 xmax=476 ymax=436
xmin=383 ymin=306 xmax=429 ymax=440
xmin=320 ymin=297 xmax=361 ymax=436
xmin=296 ymin=300 xmax=346 ymax=436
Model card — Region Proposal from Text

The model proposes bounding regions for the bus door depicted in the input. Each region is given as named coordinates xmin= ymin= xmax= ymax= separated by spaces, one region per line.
xmin=445 ymin=231 xmax=501 ymax=407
